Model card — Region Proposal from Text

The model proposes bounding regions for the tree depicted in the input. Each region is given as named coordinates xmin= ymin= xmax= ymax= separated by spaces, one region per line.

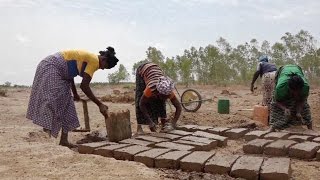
xmin=108 ymin=64 xmax=130 ymax=84
xmin=176 ymin=55 xmax=193 ymax=86
xmin=132 ymin=59 xmax=149 ymax=75
xmin=161 ymin=57 xmax=179 ymax=81
xmin=131 ymin=29 xmax=319 ymax=85
xmin=4 ymin=81 xmax=11 ymax=87
xmin=146 ymin=46 xmax=164 ymax=66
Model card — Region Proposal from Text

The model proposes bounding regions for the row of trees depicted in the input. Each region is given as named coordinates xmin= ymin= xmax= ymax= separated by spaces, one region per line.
xmin=111 ymin=30 xmax=320 ymax=85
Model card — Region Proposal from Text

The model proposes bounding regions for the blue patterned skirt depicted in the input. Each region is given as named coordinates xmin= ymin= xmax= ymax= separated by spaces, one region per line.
xmin=26 ymin=53 xmax=79 ymax=138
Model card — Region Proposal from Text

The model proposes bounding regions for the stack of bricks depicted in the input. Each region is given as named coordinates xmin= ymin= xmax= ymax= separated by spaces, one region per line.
xmin=77 ymin=127 xmax=294 ymax=180
xmin=243 ymin=130 xmax=320 ymax=160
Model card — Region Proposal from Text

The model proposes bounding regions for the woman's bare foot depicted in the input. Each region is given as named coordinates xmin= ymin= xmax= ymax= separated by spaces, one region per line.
xmin=267 ymin=126 xmax=276 ymax=133
xmin=59 ymin=141 xmax=77 ymax=148
xmin=136 ymin=125 xmax=145 ymax=135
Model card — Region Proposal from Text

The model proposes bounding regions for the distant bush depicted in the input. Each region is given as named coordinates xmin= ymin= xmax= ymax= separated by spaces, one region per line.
xmin=0 ymin=88 xmax=7 ymax=97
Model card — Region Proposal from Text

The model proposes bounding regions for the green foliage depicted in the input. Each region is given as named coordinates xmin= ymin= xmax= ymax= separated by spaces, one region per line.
xmin=132 ymin=29 xmax=320 ymax=85
xmin=161 ymin=57 xmax=178 ymax=81
xmin=132 ymin=59 xmax=149 ymax=75
xmin=108 ymin=64 xmax=130 ymax=84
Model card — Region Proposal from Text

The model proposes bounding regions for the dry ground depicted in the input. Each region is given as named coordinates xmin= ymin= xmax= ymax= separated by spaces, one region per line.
xmin=0 ymin=85 xmax=319 ymax=179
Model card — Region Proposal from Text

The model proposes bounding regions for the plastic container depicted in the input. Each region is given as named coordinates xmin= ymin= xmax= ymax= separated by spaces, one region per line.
xmin=253 ymin=105 xmax=269 ymax=126
xmin=218 ymin=99 xmax=230 ymax=114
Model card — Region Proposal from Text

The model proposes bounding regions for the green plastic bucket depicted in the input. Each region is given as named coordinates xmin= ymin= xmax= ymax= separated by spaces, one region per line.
xmin=218 ymin=99 xmax=230 ymax=114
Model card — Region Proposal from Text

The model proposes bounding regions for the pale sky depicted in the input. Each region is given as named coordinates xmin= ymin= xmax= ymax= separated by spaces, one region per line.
xmin=1 ymin=0 xmax=319 ymax=85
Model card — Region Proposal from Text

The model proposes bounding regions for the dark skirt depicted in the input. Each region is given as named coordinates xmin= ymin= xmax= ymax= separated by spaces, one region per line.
xmin=270 ymin=94 xmax=312 ymax=129
xmin=135 ymin=64 xmax=166 ymax=125
xmin=26 ymin=53 xmax=80 ymax=138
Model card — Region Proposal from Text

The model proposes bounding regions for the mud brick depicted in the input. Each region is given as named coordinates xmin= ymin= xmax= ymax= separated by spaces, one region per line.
xmin=289 ymin=142 xmax=320 ymax=159
xmin=243 ymin=139 xmax=273 ymax=154
xmin=317 ymin=149 xmax=320 ymax=160
xmin=180 ymin=136 xmax=218 ymax=148
xmin=207 ymin=127 xmax=230 ymax=135
xmin=224 ymin=128 xmax=250 ymax=139
xmin=174 ymin=140 xmax=212 ymax=151
xmin=204 ymin=154 xmax=240 ymax=174
xmin=167 ymin=130 xmax=193 ymax=136
xmin=288 ymin=135 xmax=314 ymax=143
xmin=113 ymin=145 xmax=151 ymax=161
xmin=78 ymin=141 xmax=116 ymax=154
xmin=264 ymin=140 xmax=297 ymax=156
xmin=154 ymin=142 xmax=195 ymax=151
xmin=191 ymin=125 xmax=213 ymax=132
xmin=149 ymin=133 xmax=181 ymax=140
xmin=93 ymin=144 xmax=132 ymax=157
xmin=119 ymin=138 xmax=155 ymax=147
xmin=230 ymin=156 xmax=264 ymax=180
xmin=312 ymin=137 xmax=320 ymax=143
xmin=193 ymin=131 xmax=228 ymax=147
xmin=135 ymin=135 xmax=168 ymax=143
xmin=180 ymin=151 xmax=215 ymax=172
xmin=282 ymin=129 xmax=320 ymax=137
xmin=244 ymin=130 xmax=269 ymax=141
xmin=260 ymin=157 xmax=291 ymax=180
xmin=155 ymin=150 xmax=191 ymax=169
xmin=134 ymin=148 xmax=172 ymax=167
xmin=264 ymin=132 xmax=290 ymax=140
xmin=181 ymin=136 xmax=218 ymax=144
xmin=176 ymin=125 xmax=198 ymax=132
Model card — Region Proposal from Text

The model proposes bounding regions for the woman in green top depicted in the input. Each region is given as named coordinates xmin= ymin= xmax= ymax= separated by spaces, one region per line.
xmin=269 ymin=65 xmax=312 ymax=132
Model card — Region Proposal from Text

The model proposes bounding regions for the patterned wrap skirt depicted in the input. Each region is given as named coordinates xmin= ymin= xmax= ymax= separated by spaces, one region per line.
xmin=135 ymin=63 xmax=166 ymax=125
xmin=261 ymin=71 xmax=276 ymax=108
xmin=270 ymin=94 xmax=312 ymax=129
xmin=26 ymin=53 xmax=80 ymax=138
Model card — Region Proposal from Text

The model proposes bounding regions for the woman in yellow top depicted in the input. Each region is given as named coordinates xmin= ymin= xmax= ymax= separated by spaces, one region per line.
xmin=26 ymin=47 xmax=119 ymax=148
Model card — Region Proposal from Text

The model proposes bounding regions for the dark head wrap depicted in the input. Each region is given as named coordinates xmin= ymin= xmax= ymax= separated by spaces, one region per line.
xmin=258 ymin=55 xmax=269 ymax=63
xmin=99 ymin=46 xmax=119 ymax=69
xmin=288 ymin=73 xmax=304 ymax=90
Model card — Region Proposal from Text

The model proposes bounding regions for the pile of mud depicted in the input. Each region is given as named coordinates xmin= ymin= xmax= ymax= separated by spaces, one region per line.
xmin=101 ymin=90 xmax=134 ymax=103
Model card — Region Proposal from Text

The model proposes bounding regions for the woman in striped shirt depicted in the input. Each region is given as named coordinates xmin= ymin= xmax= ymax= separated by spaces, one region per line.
xmin=135 ymin=62 xmax=182 ymax=133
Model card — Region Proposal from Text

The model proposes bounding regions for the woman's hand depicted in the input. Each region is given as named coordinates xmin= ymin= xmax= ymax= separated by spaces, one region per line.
xmin=148 ymin=120 xmax=157 ymax=132
xmin=73 ymin=94 xmax=81 ymax=101
xmin=99 ymin=104 xmax=109 ymax=117
xmin=296 ymin=113 xmax=302 ymax=121
xmin=284 ymin=108 xmax=291 ymax=117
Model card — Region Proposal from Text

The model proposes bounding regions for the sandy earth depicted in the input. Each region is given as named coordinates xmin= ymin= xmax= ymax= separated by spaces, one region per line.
xmin=0 ymin=85 xmax=319 ymax=179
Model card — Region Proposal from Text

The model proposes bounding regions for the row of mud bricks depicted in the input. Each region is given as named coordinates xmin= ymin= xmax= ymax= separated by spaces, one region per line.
xmin=78 ymin=126 xmax=293 ymax=180
xmin=244 ymin=131 xmax=320 ymax=160
xmin=179 ymin=125 xmax=320 ymax=160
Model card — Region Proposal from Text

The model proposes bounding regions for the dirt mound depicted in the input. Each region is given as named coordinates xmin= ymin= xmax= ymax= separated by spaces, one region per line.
xmin=101 ymin=91 xmax=134 ymax=103
xmin=76 ymin=130 xmax=107 ymax=144
xmin=23 ymin=130 xmax=53 ymax=143
xmin=160 ymin=169 xmax=236 ymax=180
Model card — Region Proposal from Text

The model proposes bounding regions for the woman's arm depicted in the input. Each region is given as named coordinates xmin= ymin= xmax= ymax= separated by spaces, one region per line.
xmin=251 ymin=71 xmax=260 ymax=92
xmin=70 ymin=79 xmax=80 ymax=101
xmin=275 ymin=101 xmax=287 ymax=111
xmin=170 ymin=95 xmax=182 ymax=127
xmin=81 ymin=73 xmax=108 ymax=116
xmin=80 ymin=73 xmax=102 ymax=106
xmin=296 ymin=99 xmax=305 ymax=114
